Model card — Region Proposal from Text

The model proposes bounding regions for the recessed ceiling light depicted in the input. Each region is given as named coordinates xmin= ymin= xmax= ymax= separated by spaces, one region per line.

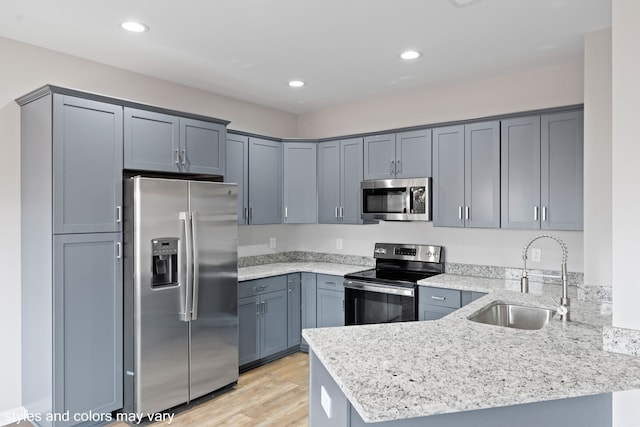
xmin=120 ymin=21 xmax=149 ymax=33
xmin=400 ymin=50 xmax=422 ymax=60
xmin=288 ymin=80 xmax=305 ymax=88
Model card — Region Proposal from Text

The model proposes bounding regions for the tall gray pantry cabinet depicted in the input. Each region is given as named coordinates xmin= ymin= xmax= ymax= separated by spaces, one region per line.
xmin=18 ymin=89 xmax=123 ymax=427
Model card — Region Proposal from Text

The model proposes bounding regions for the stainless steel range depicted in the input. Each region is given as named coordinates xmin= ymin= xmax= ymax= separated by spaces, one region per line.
xmin=344 ymin=243 xmax=445 ymax=325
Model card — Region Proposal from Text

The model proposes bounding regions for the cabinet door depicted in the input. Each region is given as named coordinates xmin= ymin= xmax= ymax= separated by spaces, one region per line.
xmin=541 ymin=111 xmax=584 ymax=230
xmin=124 ymin=107 xmax=180 ymax=173
xmin=226 ymin=134 xmax=249 ymax=225
xmin=432 ymin=125 xmax=465 ymax=227
xmin=501 ymin=116 xmax=541 ymax=229
xmin=53 ymin=233 xmax=122 ymax=420
xmin=301 ymin=273 xmax=318 ymax=331
xmin=318 ymin=141 xmax=341 ymax=224
xmin=317 ymin=288 xmax=344 ymax=328
xmin=248 ymin=138 xmax=282 ymax=224
xmin=238 ymin=296 xmax=260 ymax=365
xmin=260 ymin=290 xmax=288 ymax=358
xmin=180 ymin=118 xmax=226 ymax=175
xmin=465 ymin=121 xmax=501 ymax=228
xmin=396 ymin=129 xmax=432 ymax=178
xmin=53 ymin=95 xmax=123 ymax=234
xmin=340 ymin=138 xmax=364 ymax=224
xmin=287 ymin=274 xmax=301 ymax=348
xmin=283 ymin=143 xmax=317 ymax=224
xmin=363 ymin=133 xmax=396 ymax=180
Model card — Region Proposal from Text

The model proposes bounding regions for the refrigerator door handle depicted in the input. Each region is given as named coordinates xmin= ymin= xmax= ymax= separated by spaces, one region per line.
xmin=190 ymin=211 xmax=200 ymax=320
xmin=179 ymin=211 xmax=193 ymax=322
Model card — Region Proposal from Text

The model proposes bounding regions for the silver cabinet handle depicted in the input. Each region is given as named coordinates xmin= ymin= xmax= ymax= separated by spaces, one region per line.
xmin=116 ymin=242 xmax=122 ymax=259
xmin=181 ymin=149 xmax=187 ymax=165
xmin=243 ymin=207 xmax=248 ymax=220
xmin=339 ymin=206 xmax=344 ymax=218
xmin=542 ymin=206 xmax=547 ymax=222
xmin=396 ymin=160 xmax=402 ymax=174
xmin=285 ymin=207 xmax=288 ymax=219
xmin=335 ymin=206 xmax=339 ymax=218
xmin=288 ymin=288 xmax=293 ymax=293
xmin=256 ymin=303 xmax=260 ymax=317
xmin=116 ymin=205 xmax=122 ymax=223
xmin=534 ymin=206 xmax=539 ymax=221
xmin=458 ymin=206 xmax=463 ymax=220
xmin=174 ymin=149 xmax=180 ymax=165
xmin=431 ymin=295 xmax=446 ymax=301
xmin=465 ymin=206 xmax=470 ymax=220
xmin=390 ymin=160 xmax=395 ymax=175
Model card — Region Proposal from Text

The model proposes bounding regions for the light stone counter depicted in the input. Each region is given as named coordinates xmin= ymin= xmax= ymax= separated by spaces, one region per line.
xmin=303 ymin=274 xmax=640 ymax=423
xmin=238 ymin=262 xmax=368 ymax=282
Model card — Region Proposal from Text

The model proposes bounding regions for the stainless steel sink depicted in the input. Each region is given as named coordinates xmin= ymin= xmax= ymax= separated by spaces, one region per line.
xmin=467 ymin=302 xmax=556 ymax=330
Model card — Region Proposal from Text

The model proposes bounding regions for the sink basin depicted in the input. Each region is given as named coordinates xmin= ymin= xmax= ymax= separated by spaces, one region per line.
xmin=467 ymin=302 xmax=556 ymax=330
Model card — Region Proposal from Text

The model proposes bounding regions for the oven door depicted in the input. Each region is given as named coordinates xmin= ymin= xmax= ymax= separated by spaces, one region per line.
xmin=344 ymin=280 xmax=416 ymax=325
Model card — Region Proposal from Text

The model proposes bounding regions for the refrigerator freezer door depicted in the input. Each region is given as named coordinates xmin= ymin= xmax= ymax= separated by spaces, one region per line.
xmin=188 ymin=181 xmax=239 ymax=400
xmin=133 ymin=177 xmax=190 ymax=414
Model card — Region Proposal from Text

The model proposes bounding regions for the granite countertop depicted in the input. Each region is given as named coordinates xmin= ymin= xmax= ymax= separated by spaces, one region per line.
xmin=238 ymin=261 xmax=368 ymax=282
xmin=303 ymin=274 xmax=640 ymax=423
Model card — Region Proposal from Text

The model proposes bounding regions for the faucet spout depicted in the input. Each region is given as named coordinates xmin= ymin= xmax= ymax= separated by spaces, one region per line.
xmin=520 ymin=234 xmax=570 ymax=321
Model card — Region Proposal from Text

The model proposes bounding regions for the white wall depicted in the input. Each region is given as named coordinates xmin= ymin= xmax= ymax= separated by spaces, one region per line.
xmin=297 ymin=59 xmax=584 ymax=139
xmin=583 ymin=29 xmax=613 ymax=287
xmin=0 ymin=36 xmax=297 ymax=414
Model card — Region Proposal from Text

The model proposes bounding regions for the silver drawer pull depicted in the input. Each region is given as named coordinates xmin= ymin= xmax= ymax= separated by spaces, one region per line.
xmin=431 ymin=296 xmax=446 ymax=301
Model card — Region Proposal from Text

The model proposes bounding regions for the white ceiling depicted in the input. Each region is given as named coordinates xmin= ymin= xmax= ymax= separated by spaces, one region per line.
xmin=0 ymin=0 xmax=610 ymax=114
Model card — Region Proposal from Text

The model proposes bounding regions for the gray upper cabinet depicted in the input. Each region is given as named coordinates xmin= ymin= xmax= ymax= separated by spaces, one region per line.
xmin=53 ymin=233 xmax=123 ymax=424
xmin=501 ymin=116 xmax=541 ymax=229
xmin=318 ymin=138 xmax=364 ymax=224
xmin=124 ymin=108 xmax=226 ymax=175
xmin=287 ymin=274 xmax=302 ymax=348
xmin=433 ymin=122 xmax=500 ymax=228
xmin=226 ymin=133 xmax=249 ymax=225
xmin=541 ymin=111 xmax=584 ymax=230
xmin=502 ymin=111 xmax=583 ymax=231
xmin=283 ymin=143 xmax=317 ymax=224
xmin=433 ymin=126 xmax=465 ymax=227
xmin=248 ymin=137 xmax=282 ymax=224
xmin=363 ymin=130 xmax=431 ymax=180
xmin=53 ymin=95 xmax=123 ymax=234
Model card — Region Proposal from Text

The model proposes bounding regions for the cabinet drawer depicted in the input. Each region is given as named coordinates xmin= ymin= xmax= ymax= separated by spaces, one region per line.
xmin=316 ymin=274 xmax=343 ymax=291
xmin=418 ymin=304 xmax=457 ymax=321
xmin=420 ymin=286 xmax=461 ymax=309
xmin=238 ymin=275 xmax=287 ymax=298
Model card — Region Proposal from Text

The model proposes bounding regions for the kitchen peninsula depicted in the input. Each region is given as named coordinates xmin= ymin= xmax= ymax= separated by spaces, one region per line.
xmin=303 ymin=274 xmax=640 ymax=427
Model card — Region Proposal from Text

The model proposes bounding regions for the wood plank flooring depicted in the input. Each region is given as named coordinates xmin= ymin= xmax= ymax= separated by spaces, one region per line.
xmin=112 ymin=352 xmax=309 ymax=427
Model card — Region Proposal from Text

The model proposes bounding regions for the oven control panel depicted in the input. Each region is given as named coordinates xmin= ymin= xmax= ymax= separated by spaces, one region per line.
xmin=373 ymin=243 xmax=442 ymax=263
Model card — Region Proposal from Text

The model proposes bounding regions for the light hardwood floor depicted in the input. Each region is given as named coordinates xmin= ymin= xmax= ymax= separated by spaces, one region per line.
xmin=112 ymin=352 xmax=309 ymax=427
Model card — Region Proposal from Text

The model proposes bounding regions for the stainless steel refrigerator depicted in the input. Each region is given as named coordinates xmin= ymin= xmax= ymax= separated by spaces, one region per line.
xmin=123 ymin=176 xmax=238 ymax=415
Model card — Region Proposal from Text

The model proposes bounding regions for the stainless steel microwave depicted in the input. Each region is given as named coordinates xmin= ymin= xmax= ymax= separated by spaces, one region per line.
xmin=361 ymin=177 xmax=431 ymax=222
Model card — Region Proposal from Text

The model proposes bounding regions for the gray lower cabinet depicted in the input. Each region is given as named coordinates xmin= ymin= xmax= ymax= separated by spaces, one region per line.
xmin=248 ymin=137 xmax=283 ymax=224
xmin=53 ymin=95 xmax=123 ymax=234
xmin=363 ymin=130 xmax=431 ymax=180
xmin=53 ymin=233 xmax=123 ymax=425
xmin=238 ymin=276 xmax=291 ymax=366
xmin=432 ymin=121 xmax=500 ymax=228
xmin=318 ymin=138 xmax=364 ymax=224
xmin=283 ymin=143 xmax=317 ymax=223
xmin=501 ymin=111 xmax=583 ymax=230
xmin=316 ymin=274 xmax=345 ymax=328
xmin=418 ymin=286 xmax=486 ymax=320
xmin=287 ymin=274 xmax=302 ymax=347
xmin=124 ymin=107 xmax=226 ymax=175
xmin=301 ymin=273 xmax=318 ymax=350
xmin=225 ymin=133 xmax=249 ymax=225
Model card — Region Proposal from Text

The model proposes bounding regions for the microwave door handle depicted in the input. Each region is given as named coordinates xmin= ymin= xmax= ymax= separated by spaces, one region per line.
xmin=390 ymin=160 xmax=395 ymax=175
xmin=396 ymin=160 xmax=401 ymax=174
xmin=190 ymin=211 xmax=200 ymax=321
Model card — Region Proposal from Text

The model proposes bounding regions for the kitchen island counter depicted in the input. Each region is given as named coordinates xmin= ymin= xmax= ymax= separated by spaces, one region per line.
xmin=303 ymin=274 xmax=640 ymax=425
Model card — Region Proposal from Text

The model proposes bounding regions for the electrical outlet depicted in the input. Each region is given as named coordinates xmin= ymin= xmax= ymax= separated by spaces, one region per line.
xmin=269 ymin=237 xmax=276 ymax=249
xmin=336 ymin=239 xmax=343 ymax=250
xmin=531 ymin=248 xmax=541 ymax=262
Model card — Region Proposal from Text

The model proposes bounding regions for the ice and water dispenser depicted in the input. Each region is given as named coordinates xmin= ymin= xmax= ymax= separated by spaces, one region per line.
xmin=151 ymin=238 xmax=178 ymax=287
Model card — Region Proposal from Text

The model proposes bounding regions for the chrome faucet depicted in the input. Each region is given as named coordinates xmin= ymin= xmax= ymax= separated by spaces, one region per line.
xmin=520 ymin=234 xmax=570 ymax=321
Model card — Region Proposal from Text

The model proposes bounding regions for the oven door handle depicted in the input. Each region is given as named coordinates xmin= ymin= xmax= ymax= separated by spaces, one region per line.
xmin=344 ymin=281 xmax=415 ymax=297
